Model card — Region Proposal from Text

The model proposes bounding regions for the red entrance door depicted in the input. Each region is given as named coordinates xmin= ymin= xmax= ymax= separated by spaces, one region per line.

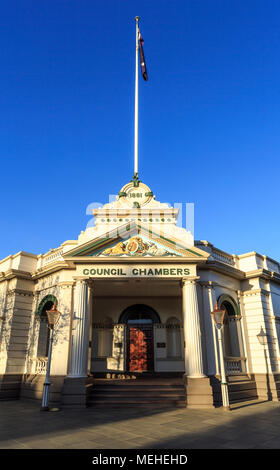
xmin=128 ymin=325 xmax=154 ymax=372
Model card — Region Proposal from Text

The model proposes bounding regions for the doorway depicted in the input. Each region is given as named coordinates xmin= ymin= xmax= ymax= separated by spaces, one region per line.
xmin=119 ymin=304 xmax=161 ymax=373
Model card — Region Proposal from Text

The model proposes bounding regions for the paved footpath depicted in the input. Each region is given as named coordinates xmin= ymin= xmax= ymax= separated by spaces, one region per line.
xmin=0 ymin=400 xmax=280 ymax=449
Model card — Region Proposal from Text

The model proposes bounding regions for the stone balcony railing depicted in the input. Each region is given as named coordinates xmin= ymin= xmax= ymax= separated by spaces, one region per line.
xmin=42 ymin=250 xmax=64 ymax=267
xmin=30 ymin=356 xmax=48 ymax=375
xmin=211 ymin=248 xmax=235 ymax=267
xmin=225 ymin=356 xmax=246 ymax=375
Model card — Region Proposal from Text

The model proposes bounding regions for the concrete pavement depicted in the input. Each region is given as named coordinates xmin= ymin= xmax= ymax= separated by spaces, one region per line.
xmin=0 ymin=400 xmax=280 ymax=449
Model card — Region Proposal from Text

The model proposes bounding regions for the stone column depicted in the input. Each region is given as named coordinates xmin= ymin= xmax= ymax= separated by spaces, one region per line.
xmin=62 ymin=279 xmax=90 ymax=408
xmin=87 ymin=282 xmax=93 ymax=375
xmin=182 ymin=278 xmax=205 ymax=378
xmin=68 ymin=280 xmax=89 ymax=377
xmin=182 ymin=277 xmax=214 ymax=408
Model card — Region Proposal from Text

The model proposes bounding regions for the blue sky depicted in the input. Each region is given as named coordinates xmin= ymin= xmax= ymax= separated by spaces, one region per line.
xmin=1 ymin=0 xmax=280 ymax=261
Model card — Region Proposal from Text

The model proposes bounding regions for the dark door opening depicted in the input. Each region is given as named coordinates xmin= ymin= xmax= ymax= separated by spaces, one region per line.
xmin=128 ymin=324 xmax=154 ymax=372
xmin=119 ymin=304 xmax=161 ymax=373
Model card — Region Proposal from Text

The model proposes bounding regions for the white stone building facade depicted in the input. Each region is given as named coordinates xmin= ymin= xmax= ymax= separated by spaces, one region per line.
xmin=0 ymin=179 xmax=280 ymax=408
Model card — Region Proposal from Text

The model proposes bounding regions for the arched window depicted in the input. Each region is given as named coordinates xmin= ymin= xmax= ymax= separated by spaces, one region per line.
xmin=119 ymin=304 xmax=161 ymax=324
xmin=218 ymin=295 xmax=243 ymax=358
xmin=166 ymin=317 xmax=182 ymax=358
xmin=36 ymin=295 xmax=57 ymax=357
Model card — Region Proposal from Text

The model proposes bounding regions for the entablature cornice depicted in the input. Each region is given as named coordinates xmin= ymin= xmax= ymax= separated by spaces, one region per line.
xmin=199 ymin=260 xmax=245 ymax=280
xmin=31 ymin=261 xmax=72 ymax=280
xmin=63 ymin=256 xmax=208 ymax=267
xmin=241 ymin=288 xmax=270 ymax=297
xmin=56 ymin=281 xmax=75 ymax=289
xmin=199 ymin=280 xmax=219 ymax=289
xmin=34 ymin=281 xmax=74 ymax=293
xmin=0 ymin=269 xmax=33 ymax=282
xmin=93 ymin=207 xmax=178 ymax=217
xmin=245 ymin=269 xmax=280 ymax=285
xmin=7 ymin=288 xmax=34 ymax=297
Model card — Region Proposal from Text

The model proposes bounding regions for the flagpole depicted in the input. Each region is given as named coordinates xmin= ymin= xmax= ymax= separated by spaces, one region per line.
xmin=134 ymin=16 xmax=139 ymax=179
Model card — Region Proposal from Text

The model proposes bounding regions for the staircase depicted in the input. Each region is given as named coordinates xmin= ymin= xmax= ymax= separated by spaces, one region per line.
xmin=87 ymin=374 xmax=186 ymax=408
xmin=228 ymin=374 xmax=259 ymax=403
xmin=211 ymin=374 xmax=258 ymax=406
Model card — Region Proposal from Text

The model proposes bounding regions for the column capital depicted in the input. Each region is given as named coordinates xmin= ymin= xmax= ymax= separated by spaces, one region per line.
xmin=74 ymin=278 xmax=90 ymax=286
xmin=73 ymin=278 xmax=94 ymax=290
xmin=199 ymin=281 xmax=218 ymax=289
xmin=181 ymin=276 xmax=200 ymax=288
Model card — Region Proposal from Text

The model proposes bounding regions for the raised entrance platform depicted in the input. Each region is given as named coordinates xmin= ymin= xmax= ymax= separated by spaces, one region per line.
xmin=87 ymin=373 xmax=186 ymax=408
xmin=19 ymin=372 xmax=260 ymax=409
xmin=87 ymin=372 xmax=259 ymax=409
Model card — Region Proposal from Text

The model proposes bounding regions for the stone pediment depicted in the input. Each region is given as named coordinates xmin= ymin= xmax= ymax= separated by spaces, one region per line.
xmin=64 ymin=222 xmax=208 ymax=260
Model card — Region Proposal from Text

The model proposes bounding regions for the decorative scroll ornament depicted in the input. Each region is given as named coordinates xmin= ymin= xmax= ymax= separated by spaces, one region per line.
xmin=96 ymin=236 xmax=178 ymax=257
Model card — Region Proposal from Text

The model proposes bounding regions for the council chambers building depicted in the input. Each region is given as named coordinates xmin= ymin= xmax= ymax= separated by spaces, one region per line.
xmin=0 ymin=176 xmax=280 ymax=409
xmin=1 ymin=17 xmax=280 ymax=408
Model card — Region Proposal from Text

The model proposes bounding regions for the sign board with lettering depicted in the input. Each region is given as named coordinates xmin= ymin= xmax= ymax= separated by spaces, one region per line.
xmin=77 ymin=264 xmax=195 ymax=278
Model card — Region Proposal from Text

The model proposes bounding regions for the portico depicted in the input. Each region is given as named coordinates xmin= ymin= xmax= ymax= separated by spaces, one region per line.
xmin=61 ymin=248 xmax=213 ymax=406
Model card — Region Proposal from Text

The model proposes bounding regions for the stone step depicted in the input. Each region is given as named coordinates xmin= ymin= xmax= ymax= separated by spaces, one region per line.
xmin=88 ymin=376 xmax=259 ymax=408
xmin=229 ymin=396 xmax=259 ymax=405
xmin=92 ymin=386 xmax=185 ymax=392
xmin=88 ymin=400 xmax=186 ymax=409
xmin=227 ymin=374 xmax=252 ymax=383
xmin=211 ymin=376 xmax=258 ymax=405
xmin=91 ymin=389 xmax=184 ymax=392
xmin=88 ymin=399 xmax=186 ymax=407
xmin=92 ymin=392 xmax=186 ymax=399
xmin=89 ymin=386 xmax=185 ymax=398
xmin=93 ymin=372 xmax=184 ymax=379
xmin=91 ymin=380 xmax=184 ymax=386
xmin=88 ymin=378 xmax=186 ymax=408
xmin=90 ymin=395 xmax=186 ymax=402
xmin=228 ymin=381 xmax=258 ymax=391
xmin=229 ymin=389 xmax=258 ymax=399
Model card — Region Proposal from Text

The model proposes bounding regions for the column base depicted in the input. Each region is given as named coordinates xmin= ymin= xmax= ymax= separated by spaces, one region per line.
xmin=185 ymin=375 xmax=215 ymax=408
xmin=61 ymin=376 xmax=91 ymax=408
xmin=20 ymin=375 xmax=65 ymax=405
xmin=40 ymin=406 xmax=50 ymax=411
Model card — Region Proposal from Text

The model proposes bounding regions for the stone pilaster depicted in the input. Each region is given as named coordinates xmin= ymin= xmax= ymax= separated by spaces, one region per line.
xmin=201 ymin=282 xmax=219 ymax=376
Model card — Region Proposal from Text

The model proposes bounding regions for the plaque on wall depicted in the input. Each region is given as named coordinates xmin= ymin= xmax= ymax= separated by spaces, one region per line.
xmin=157 ymin=343 xmax=166 ymax=348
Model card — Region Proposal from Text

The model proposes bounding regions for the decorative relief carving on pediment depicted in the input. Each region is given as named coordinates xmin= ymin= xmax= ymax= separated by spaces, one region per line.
xmin=95 ymin=236 xmax=180 ymax=257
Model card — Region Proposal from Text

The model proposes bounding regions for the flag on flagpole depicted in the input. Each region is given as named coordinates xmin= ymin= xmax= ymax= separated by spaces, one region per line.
xmin=138 ymin=29 xmax=148 ymax=81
